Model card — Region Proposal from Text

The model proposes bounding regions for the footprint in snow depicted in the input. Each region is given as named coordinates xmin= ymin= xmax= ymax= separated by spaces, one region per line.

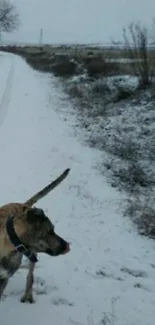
xmin=51 ymin=297 xmax=74 ymax=306
xmin=33 ymin=276 xmax=47 ymax=295
xmin=85 ymin=268 xmax=123 ymax=281
xmin=134 ymin=282 xmax=152 ymax=292
xmin=120 ymin=267 xmax=148 ymax=278
xmin=3 ymin=276 xmax=47 ymax=299
xmin=2 ymin=288 xmax=23 ymax=300
xmin=33 ymin=276 xmax=58 ymax=295
xmin=95 ymin=269 xmax=123 ymax=281
xmin=2 ymin=276 xmax=58 ymax=301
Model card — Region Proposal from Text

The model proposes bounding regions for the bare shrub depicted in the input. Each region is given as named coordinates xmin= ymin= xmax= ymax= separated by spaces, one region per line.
xmin=85 ymin=58 xmax=119 ymax=77
xmin=115 ymin=141 xmax=138 ymax=161
xmin=92 ymin=79 xmax=111 ymax=95
xmin=123 ymin=21 xmax=155 ymax=88
xmin=90 ymin=75 xmax=138 ymax=103
xmin=24 ymin=54 xmax=53 ymax=73
xmin=126 ymin=196 xmax=155 ymax=238
xmin=0 ymin=0 xmax=20 ymax=33
xmin=104 ymin=136 xmax=140 ymax=162
xmin=51 ymin=61 xmax=77 ymax=77
xmin=116 ymin=162 xmax=153 ymax=189
xmin=104 ymin=155 xmax=154 ymax=194
xmin=67 ymin=85 xmax=86 ymax=99
xmin=113 ymin=85 xmax=133 ymax=102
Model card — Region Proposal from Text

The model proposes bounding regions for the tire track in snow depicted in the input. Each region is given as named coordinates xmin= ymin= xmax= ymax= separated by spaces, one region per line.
xmin=0 ymin=58 xmax=14 ymax=126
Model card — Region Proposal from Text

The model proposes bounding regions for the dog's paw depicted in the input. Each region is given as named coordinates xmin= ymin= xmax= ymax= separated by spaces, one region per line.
xmin=20 ymin=293 xmax=35 ymax=304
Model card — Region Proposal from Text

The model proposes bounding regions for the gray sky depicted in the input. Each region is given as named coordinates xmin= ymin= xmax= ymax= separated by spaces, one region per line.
xmin=4 ymin=0 xmax=155 ymax=44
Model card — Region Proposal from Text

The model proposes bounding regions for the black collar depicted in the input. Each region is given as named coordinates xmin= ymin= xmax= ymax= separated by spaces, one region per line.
xmin=6 ymin=216 xmax=38 ymax=263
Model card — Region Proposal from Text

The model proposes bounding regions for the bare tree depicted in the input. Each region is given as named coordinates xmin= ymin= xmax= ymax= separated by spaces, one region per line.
xmin=0 ymin=0 xmax=20 ymax=34
xmin=123 ymin=22 xmax=155 ymax=88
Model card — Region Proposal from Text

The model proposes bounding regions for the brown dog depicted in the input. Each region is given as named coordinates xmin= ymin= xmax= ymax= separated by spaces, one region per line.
xmin=0 ymin=168 xmax=70 ymax=303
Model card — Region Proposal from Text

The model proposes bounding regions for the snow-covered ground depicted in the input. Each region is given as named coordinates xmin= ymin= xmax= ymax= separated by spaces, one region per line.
xmin=0 ymin=51 xmax=155 ymax=325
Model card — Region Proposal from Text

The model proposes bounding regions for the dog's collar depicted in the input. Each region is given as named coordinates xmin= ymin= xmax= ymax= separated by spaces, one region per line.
xmin=6 ymin=216 xmax=38 ymax=263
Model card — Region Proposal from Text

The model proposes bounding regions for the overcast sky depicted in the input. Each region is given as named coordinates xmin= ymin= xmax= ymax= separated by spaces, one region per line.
xmin=3 ymin=0 xmax=155 ymax=44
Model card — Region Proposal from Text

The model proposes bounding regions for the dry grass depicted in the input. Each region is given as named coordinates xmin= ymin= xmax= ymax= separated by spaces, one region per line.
xmin=0 ymin=44 xmax=146 ymax=78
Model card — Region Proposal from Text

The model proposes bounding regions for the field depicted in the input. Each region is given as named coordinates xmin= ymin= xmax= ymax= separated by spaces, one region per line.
xmin=0 ymin=46 xmax=155 ymax=325
xmin=1 ymin=44 xmax=154 ymax=238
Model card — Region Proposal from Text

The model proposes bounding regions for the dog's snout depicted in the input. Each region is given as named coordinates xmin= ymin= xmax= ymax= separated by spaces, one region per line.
xmin=59 ymin=237 xmax=70 ymax=254
xmin=45 ymin=233 xmax=71 ymax=256
xmin=63 ymin=241 xmax=70 ymax=254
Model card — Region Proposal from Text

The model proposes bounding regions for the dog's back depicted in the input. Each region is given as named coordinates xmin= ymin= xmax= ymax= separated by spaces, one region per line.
xmin=0 ymin=203 xmax=26 ymax=224
xmin=0 ymin=203 xmax=28 ymax=254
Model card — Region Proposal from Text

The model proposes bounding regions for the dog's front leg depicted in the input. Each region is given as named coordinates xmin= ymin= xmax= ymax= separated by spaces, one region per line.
xmin=20 ymin=256 xmax=37 ymax=303
xmin=0 ymin=277 xmax=8 ymax=300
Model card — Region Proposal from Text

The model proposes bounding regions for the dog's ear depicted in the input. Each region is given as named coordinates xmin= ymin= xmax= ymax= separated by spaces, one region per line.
xmin=26 ymin=208 xmax=45 ymax=224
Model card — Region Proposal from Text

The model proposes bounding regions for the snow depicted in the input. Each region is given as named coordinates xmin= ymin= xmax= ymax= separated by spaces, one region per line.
xmin=0 ymin=51 xmax=155 ymax=325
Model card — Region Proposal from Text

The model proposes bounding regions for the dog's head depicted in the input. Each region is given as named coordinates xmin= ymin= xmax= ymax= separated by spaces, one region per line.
xmin=22 ymin=207 xmax=70 ymax=256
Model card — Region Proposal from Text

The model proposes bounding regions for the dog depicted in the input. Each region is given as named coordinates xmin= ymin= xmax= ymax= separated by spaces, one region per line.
xmin=0 ymin=168 xmax=70 ymax=303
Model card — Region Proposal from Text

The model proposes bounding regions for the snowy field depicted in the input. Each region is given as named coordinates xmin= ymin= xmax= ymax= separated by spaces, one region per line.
xmin=0 ymin=51 xmax=155 ymax=325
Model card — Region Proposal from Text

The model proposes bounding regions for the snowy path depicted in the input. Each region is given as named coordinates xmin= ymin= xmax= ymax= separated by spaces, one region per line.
xmin=0 ymin=52 xmax=155 ymax=325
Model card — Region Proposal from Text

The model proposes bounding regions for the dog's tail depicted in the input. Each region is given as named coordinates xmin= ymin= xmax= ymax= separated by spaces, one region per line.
xmin=24 ymin=168 xmax=70 ymax=207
